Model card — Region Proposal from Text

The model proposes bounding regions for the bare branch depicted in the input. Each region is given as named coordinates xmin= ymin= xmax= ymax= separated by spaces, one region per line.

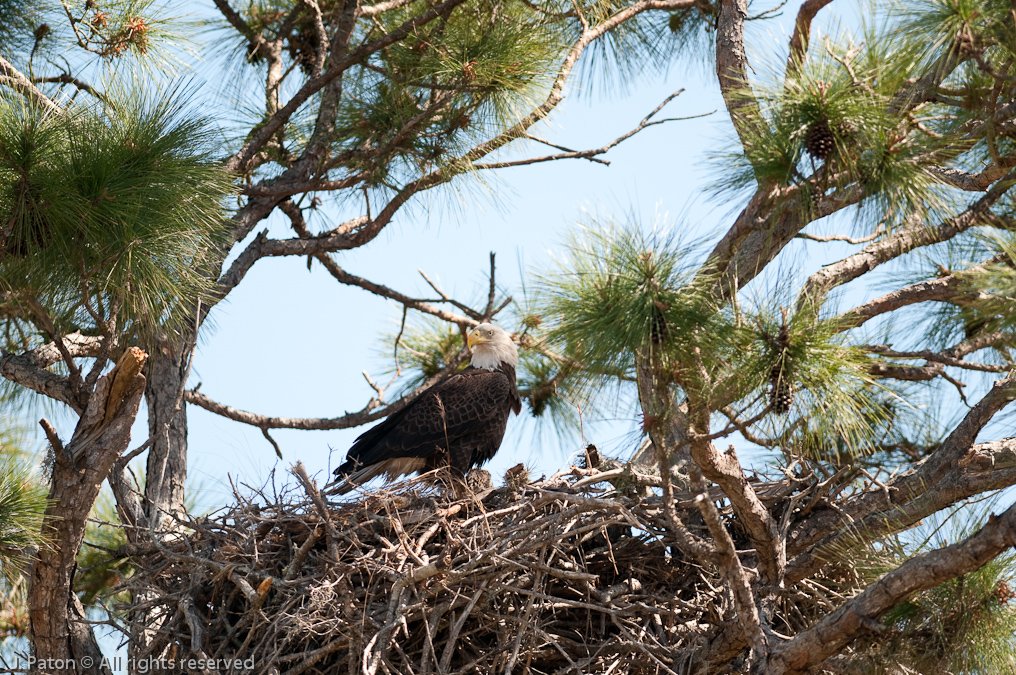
xmin=716 ymin=0 xmax=765 ymax=149
xmin=801 ymin=175 xmax=1014 ymax=310
xmin=928 ymin=157 xmax=1016 ymax=191
xmin=472 ymin=92 xmax=711 ymax=171
xmin=185 ymin=347 xmax=471 ymax=432
xmin=689 ymin=465 xmax=766 ymax=653
xmin=32 ymin=73 xmax=107 ymax=103
xmin=864 ymin=344 xmax=1009 ymax=373
xmin=788 ymin=376 xmax=1016 ymax=579
xmin=212 ymin=0 xmax=271 ymax=56
xmin=795 ymin=228 xmax=883 ymax=245
xmin=359 ymin=0 xmax=418 ymax=16
xmin=0 ymin=351 xmax=83 ymax=414
xmin=419 ymin=269 xmax=485 ymax=321
xmin=39 ymin=418 xmax=64 ymax=456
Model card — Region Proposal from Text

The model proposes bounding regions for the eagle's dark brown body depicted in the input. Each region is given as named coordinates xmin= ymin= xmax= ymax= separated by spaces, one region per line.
xmin=333 ymin=362 xmax=521 ymax=494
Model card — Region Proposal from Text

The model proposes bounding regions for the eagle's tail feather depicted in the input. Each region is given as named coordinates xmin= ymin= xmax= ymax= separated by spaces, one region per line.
xmin=331 ymin=462 xmax=387 ymax=495
xmin=331 ymin=457 xmax=430 ymax=495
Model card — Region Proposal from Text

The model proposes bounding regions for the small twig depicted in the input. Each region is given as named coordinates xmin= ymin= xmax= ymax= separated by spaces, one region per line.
xmin=484 ymin=252 xmax=497 ymax=319
xmin=418 ymin=269 xmax=484 ymax=321
xmin=262 ymin=426 xmax=283 ymax=459
xmin=796 ymin=226 xmax=884 ymax=244
xmin=284 ymin=525 xmax=323 ymax=580
xmin=291 ymin=461 xmax=340 ymax=562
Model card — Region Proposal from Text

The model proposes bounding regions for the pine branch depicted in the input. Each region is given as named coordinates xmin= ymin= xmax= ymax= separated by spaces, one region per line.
xmin=928 ymin=157 xmax=1016 ymax=191
xmin=225 ymin=0 xmax=474 ymax=175
xmin=689 ymin=424 xmax=784 ymax=586
xmin=785 ymin=0 xmax=837 ymax=78
xmin=0 ymin=54 xmax=60 ymax=114
xmin=770 ymin=499 xmax=1016 ymax=674
xmin=864 ymin=344 xmax=1009 ymax=374
xmin=787 ymin=377 xmax=1016 ymax=580
xmin=835 ymin=257 xmax=1002 ymax=330
xmin=359 ymin=0 xmax=420 ymax=16
xmin=715 ymin=0 xmax=765 ymax=150
xmin=472 ymin=91 xmax=711 ymax=170
xmin=278 ymin=198 xmax=480 ymax=327
xmin=689 ymin=464 xmax=767 ymax=655
xmin=0 ymin=353 xmax=83 ymax=414
xmin=31 ymin=73 xmax=107 ymax=103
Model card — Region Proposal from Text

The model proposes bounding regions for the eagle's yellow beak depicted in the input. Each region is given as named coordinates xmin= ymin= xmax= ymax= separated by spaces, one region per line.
xmin=467 ymin=328 xmax=489 ymax=349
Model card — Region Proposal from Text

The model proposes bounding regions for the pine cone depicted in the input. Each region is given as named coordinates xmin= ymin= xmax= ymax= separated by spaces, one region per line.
xmin=770 ymin=364 xmax=794 ymax=415
xmin=806 ymin=118 xmax=836 ymax=160
xmin=650 ymin=300 xmax=670 ymax=344
xmin=529 ymin=393 xmax=550 ymax=417
xmin=770 ymin=319 xmax=793 ymax=414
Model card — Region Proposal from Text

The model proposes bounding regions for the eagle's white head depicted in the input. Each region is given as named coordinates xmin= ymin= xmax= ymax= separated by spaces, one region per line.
xmin=467 ymin=323 xmax=518 ymax=371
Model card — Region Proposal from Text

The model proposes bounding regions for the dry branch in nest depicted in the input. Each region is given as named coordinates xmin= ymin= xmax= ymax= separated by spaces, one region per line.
xmin=114 ymin=463 xmax=828 ymax=675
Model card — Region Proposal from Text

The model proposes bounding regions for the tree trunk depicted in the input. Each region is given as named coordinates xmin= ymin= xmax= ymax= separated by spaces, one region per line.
xmin=143 ymin=344 xmax=189 ymax=531
xmin=29 ymin=349 xmax=147 ymax=675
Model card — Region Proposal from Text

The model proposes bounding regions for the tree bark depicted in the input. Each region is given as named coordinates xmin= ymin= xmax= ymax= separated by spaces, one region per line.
xmin=143 ymin=345 xmax=189 ymax=531
xmin=29 ymin=348 xmax=147 ymax=675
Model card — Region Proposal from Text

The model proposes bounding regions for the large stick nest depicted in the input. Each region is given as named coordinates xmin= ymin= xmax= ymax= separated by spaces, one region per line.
xmin=119 ymin=461 xmax=800 ymax=675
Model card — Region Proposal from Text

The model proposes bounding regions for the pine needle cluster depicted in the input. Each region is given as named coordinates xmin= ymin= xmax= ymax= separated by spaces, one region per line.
xmin=224 ymin=0 xmax=569 ymax=193
xmin=528 ymin=215 xmax=888 ymax=451
xmin=536 ymin=217 xmax=721 ymax=380
xmin=384 ymin=318 xmax=467 ymax=394
xmin=713 ymin=27 xmax=948 ymax=226
xmin=933 ymin=233 xmax=1016 ymax=344
xmin=0 ymin=425 xmax=47 ymax=583
xmin=74 ymin=490 xmax=132 ymax=608
xmin=0 ymin=89 xmax=232 ymax=347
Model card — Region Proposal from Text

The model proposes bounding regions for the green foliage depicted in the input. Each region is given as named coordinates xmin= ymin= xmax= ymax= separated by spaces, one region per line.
xmin=711 ymin=19 xmax=951 ymax=228
xmin=0 ymin=87 xmax=233 ymax=347
xmin=791 ymin=383 xmax=927 ymax=465
xmin=533 ymin=214 xmax=892 ymax=442
xmin=0 ymin=422 xmax=47 ymax=583
xmin=75 ymin=490 xmax=131 ymax=608
xmin=881 ymin=556 xmax=1016 ymax=673
xmin=939 ymin=232 xmax=1016 ymax=342
xmin=332 ymin=0 xmax=565 ymax=186
xmin=897 ymin=0 xmax=1016 ymax=60
xmin=537 ymin=214 xmax=721 ymax=379
xmin=741 ymin=303 xmax=878 ymax=420
xmin=578 ymin=0 xmax=713 ymax=95
xmin=0 ymin=0 xmax=45 ymax=54
xmin=856 ymin=507 xmax=1016 ymax=673
xmin=385 ymin=318 xmax=467 ymax=393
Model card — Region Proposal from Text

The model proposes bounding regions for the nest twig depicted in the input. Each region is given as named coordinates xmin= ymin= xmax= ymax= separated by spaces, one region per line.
xmin=113 ymin=464 xmax=832 ymax=675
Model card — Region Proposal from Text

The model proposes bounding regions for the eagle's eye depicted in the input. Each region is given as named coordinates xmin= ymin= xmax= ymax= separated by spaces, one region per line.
xmin=488 ymin=330 xmax=493 ymax=336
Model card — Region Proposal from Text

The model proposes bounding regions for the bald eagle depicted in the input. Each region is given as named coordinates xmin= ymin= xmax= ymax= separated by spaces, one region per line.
xmin=332 ymin=323 xmax=521 ymax=494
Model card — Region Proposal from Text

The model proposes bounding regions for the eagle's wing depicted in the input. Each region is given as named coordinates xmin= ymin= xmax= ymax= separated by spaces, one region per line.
xmin=333 ymin=368 xmax=513 ymax=489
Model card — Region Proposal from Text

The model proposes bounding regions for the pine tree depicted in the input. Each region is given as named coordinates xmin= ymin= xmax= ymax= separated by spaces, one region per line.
xmin=5 ymin=0 xmax=1016 ymax=672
